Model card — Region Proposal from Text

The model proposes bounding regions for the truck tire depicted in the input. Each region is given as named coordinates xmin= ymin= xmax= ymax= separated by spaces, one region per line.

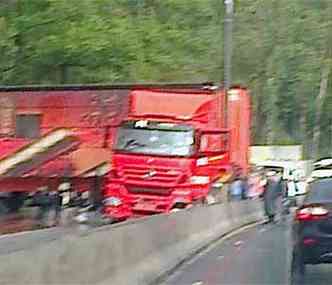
xmin=171 ymin=202 xmax=190 ymax=212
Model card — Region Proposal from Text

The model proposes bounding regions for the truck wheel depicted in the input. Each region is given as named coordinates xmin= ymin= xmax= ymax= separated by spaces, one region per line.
xmin=170 ymin=203 xmax=189 ymax=213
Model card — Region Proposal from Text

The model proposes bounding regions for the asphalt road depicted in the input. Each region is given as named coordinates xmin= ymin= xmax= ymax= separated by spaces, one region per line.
xmin=161 ymin=217 xmax=332 ymax=285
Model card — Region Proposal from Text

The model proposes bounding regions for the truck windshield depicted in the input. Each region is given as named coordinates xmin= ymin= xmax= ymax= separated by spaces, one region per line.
xmin=114 ymin=121 xmax=195 ymax=156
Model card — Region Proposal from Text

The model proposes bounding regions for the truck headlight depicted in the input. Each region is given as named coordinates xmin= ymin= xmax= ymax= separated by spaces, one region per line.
xmin=189 ymin=176 xmax=210 ymax=185
xmin=103 ymin=197 xmax=122 ymax=207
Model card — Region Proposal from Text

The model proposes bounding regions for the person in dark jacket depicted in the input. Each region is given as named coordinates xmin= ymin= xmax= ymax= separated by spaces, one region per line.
xmin=35 ymin=188 xmax=51 ymax=227
xmin=263 ymin=172 xmax=283 ymax=223
xmin=241 ymin=176 xmax=249 ymax=200
xmin=50 ymin=190 xmax=63 ymax=226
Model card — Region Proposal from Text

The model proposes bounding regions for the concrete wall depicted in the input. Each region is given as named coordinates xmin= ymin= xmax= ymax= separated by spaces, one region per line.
xmin=250 ymin=145 xmax=303 ymax=163
xmin=0 ymin=200 xmax=263 ymax=285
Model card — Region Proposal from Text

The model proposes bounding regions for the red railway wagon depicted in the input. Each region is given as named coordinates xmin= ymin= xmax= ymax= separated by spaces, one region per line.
xmin=0 ymin=84 xmax=131 ymax=211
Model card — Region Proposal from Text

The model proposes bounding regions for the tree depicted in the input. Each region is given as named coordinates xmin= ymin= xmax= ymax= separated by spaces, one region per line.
xmin=1 ymin=0 xmax=332 ymax=158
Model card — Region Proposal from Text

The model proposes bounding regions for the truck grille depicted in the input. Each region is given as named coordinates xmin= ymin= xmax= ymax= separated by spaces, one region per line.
xmin=128 ymin=187 xmax=171 ymax=196
xmin=119 ymin=164 xmax=182 ymax=185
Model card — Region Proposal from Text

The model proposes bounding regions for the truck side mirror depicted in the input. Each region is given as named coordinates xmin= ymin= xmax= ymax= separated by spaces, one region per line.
xmin=199 ymin=130 xmax=229 ymax=155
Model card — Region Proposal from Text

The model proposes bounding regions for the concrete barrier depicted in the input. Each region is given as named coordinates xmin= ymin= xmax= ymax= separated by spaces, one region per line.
xmin=0 ymin=200 xmax=263 ymax=285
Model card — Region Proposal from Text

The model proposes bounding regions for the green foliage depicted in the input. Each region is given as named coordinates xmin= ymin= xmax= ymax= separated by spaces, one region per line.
xmin=0 ymin=0 xmax=332 ymax=158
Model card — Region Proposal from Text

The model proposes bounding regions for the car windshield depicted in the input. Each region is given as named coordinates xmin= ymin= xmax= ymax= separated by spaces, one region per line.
xmin=114 ymin=121 xmax=195 ymax=156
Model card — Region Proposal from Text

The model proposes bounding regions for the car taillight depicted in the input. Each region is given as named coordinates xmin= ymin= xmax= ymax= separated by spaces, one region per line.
xmin=296 ymin=206 xmax=329 ymax=221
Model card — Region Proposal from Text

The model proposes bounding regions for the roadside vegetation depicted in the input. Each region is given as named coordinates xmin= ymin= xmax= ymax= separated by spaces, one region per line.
xmin=1 ymin=0 xmax=332 ymax=158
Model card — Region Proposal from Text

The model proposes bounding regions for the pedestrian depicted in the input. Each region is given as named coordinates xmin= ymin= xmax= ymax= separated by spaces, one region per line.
xmin=263 ymin=171 xmax=283 ymax=223
xmin=241 ymin=176 xmax=249 ymax=200
xmin=285 ymin=171 xmax=299 ymax=207
xmin=229 ymin=176 xmax=243 ymax=201
xmin=247 ymin=173 xmax=261 ymax=199
xmin=35 ymin=188 xmax=51 ymax=227
xmin=50 ymin=190 xmax=62 ymax=226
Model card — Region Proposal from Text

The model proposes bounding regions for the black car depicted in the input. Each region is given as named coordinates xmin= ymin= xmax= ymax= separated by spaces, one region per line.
xmin=291 ymin=178 xmax=332 ymax=284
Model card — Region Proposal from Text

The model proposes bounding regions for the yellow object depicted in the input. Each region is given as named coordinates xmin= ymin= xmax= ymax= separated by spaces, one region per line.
xmin=219 ymin=172 xmax=233 ymax=183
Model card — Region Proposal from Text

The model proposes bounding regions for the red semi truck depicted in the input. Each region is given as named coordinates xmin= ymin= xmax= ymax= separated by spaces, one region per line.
xmin=0 ymin=83 xmax=250 ymax=220
xmin=103 ymin=85 xmax=250 ymax=220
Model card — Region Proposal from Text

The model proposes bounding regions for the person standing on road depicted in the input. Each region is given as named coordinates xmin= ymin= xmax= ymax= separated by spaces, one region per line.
xmin=248 ymin=173 xmax=263 ymax=199
xmin=241 ymin=175 xmax=249 ymax=200
xmin=50 ymin=190 xmax=63 ymax=226
xmin=263 ymin=171 xmax=283 ymax=223
xmin=35 ymin=188 xmax=51 ymax=227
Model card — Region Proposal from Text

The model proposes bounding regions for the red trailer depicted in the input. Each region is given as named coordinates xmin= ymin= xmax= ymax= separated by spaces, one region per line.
xmin=227 ymin=87 xmax=251 ymax=175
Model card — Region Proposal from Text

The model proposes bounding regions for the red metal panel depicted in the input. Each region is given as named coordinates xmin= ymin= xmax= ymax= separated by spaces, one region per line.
xmin=0 ymin=138 xmax=29 ymax=160
xmin=0 ymin=87 xmax=129 ymax=184
xmin=227 ymin=88 xmax=251 ymax=175
xmin=129 ymin=89 xmax=226 ymax=129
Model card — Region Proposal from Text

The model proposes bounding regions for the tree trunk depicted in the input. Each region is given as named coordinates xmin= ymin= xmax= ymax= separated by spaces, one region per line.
xmin=266 ymin=0 xmax=281 ymax=145
xmin=312 ymin=3 xmax=332 ymax=158
xmin=296 ymin=80 xmax=309 ymax=158
xmin=312 ymin=63 xmax=331 ymax=158
xmin=266 ymin=115 xmax=274 ymax=145
xmin=265 ymin=77 xmax=277 ymax=145
xmin=299 ymin=98 xmax=308 ymax=158
xmin=13 ymin=0 xmax=23 ymax=84
xmin=254 ymin=83 xmax=264 ymax=143
xmin=253 ymin=6 xmax=266 ymax=144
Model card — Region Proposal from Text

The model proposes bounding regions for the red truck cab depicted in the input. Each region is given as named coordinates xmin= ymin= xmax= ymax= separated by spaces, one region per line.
xmin=103 ymin=85 xmax=250 ymax=220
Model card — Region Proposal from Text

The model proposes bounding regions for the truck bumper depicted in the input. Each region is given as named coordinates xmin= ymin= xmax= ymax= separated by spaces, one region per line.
xmin=103 ymin=181 xmax=210 ymax=218
xmin=102 ymin=195 xmax=176 ymax=219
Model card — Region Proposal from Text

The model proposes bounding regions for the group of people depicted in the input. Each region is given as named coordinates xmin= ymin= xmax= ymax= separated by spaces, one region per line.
xmin=261 ymin=171 xmax=285 ymax=223
xmin=228 ymin=175 xmax=249 ymax=201
xmin=228 ymin=169 xmax=286 ymax=224
xmin=34 ymin=175 xmax=104 ymax=227
xmin=34 ymin=188 xmax=63 ymax=227
xmin=228 ymin=171 xmax=264 ymax=201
